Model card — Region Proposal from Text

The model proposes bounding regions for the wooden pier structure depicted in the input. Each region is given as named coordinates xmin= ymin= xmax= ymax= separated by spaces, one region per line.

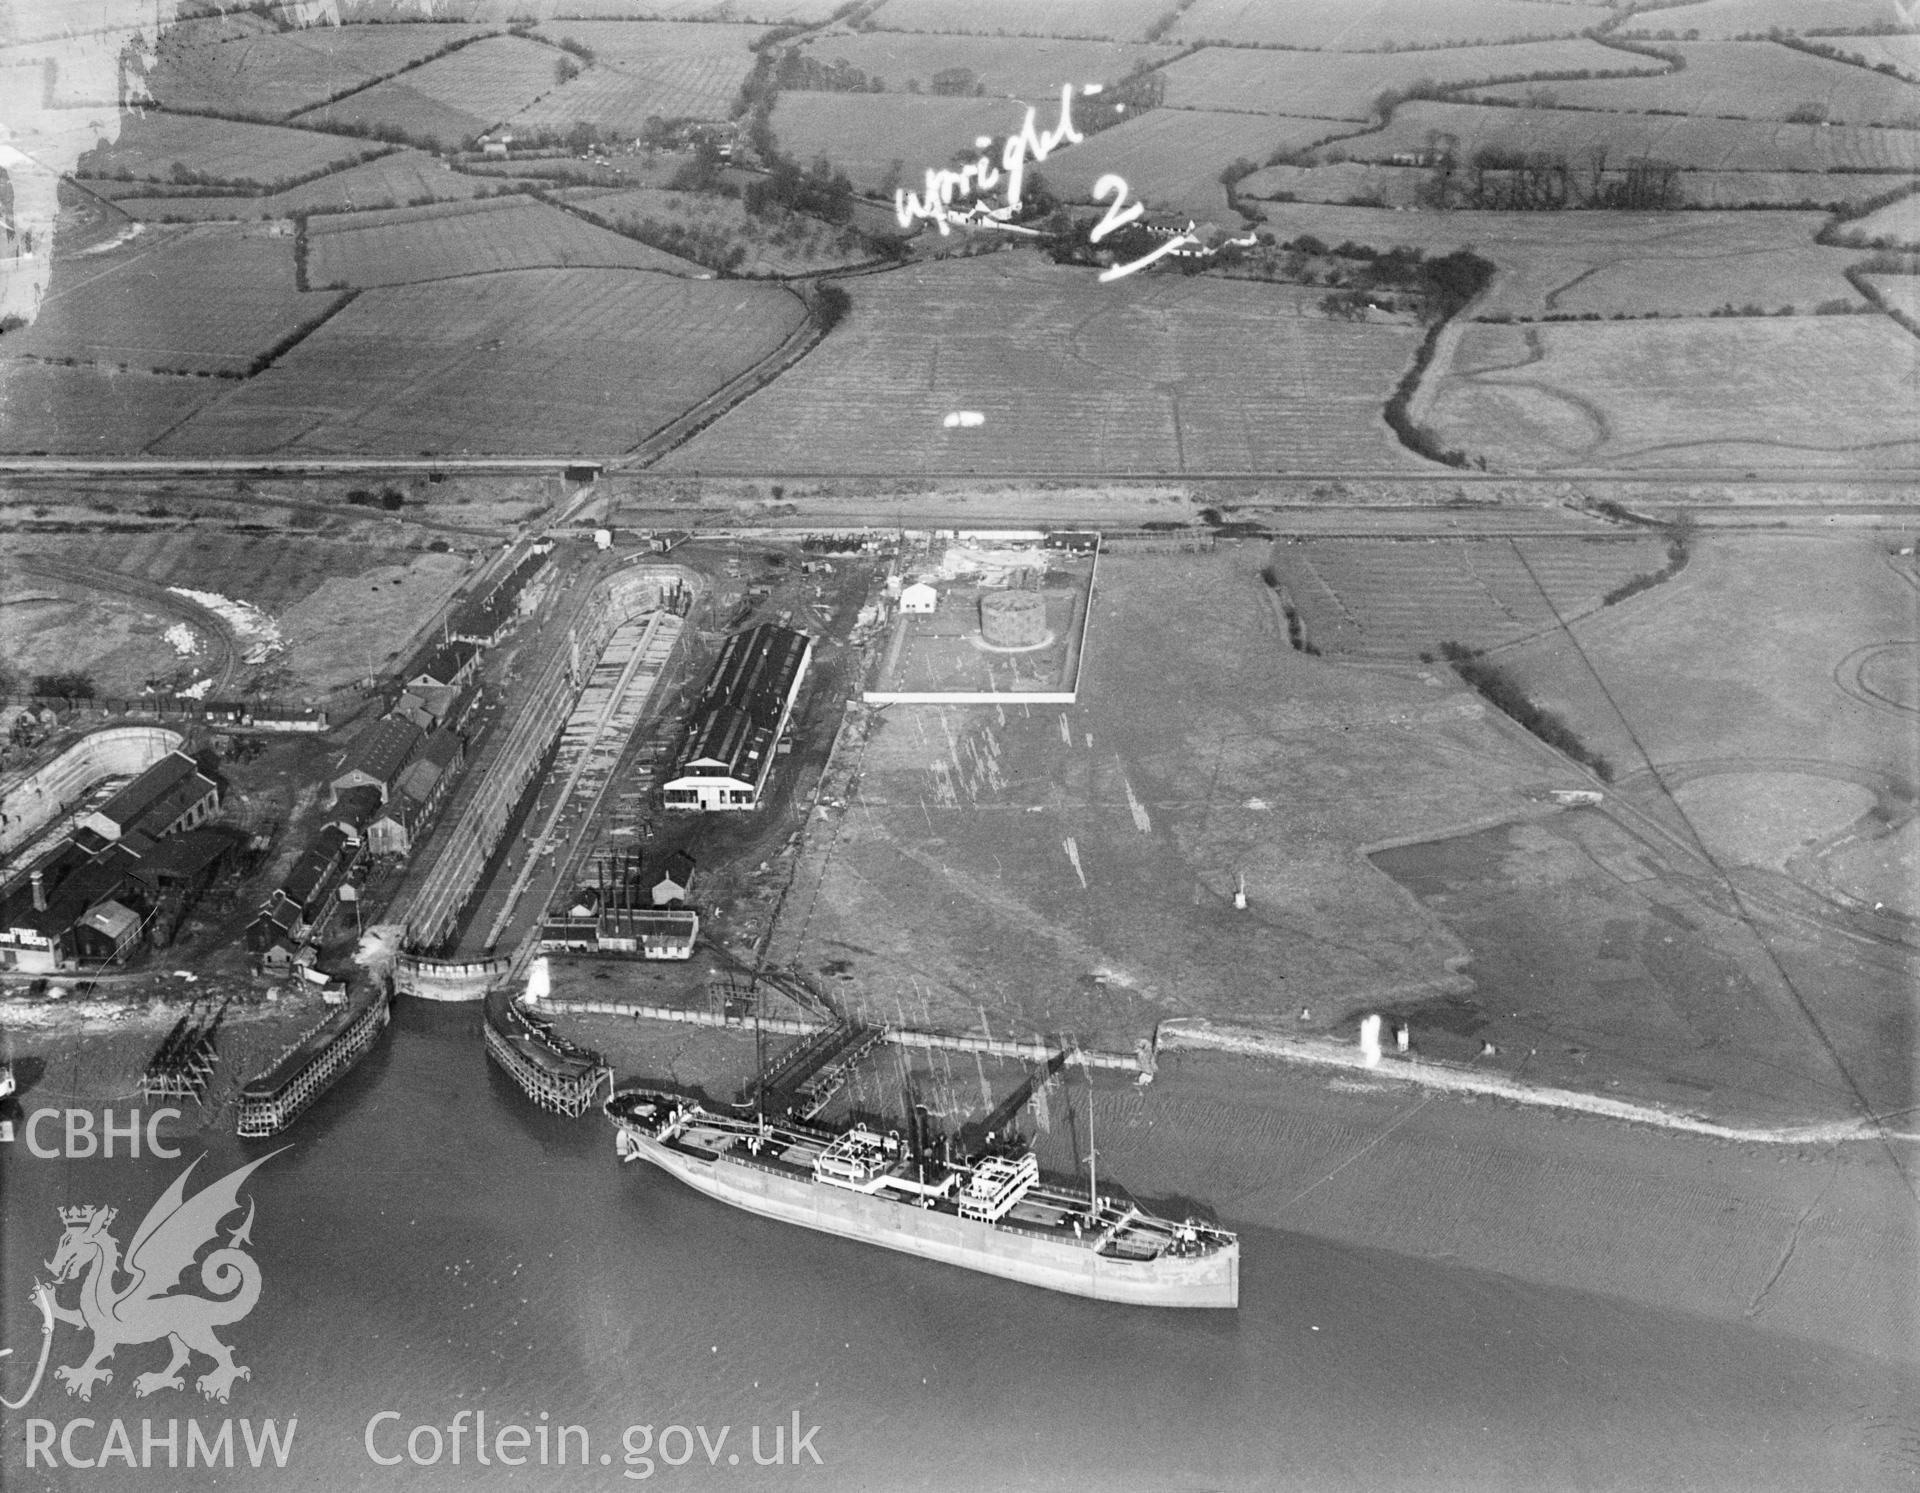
xmin=139 ymin=1005 xmax=224 ymax=1102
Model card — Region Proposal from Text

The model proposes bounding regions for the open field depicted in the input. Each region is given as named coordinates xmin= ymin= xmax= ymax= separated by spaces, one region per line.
xmin=5 ymin=527 xmax=448 ymax=616
xmin=658 ymin=254 xmax=1429 ymax=475
xmin=1482 ymin=534 xmax=1920 ymax=1111
xmin=0 ymin=364 xmax=223 ymax=454
xmin=555 ymin=185 xmax=869 ymax=276
xmin=531 ymin=20 xmax=769 ymax=68
xmin=509 ymin=56 xmax=745 ymax=133
xmin=515 ymin=0 xmax=845 ymax=16
xmin=1425 ymin=317 xmax=1920 ymax=470
xmin=1672 ymin=169 xmax=1920 ymax=209
xmin=1171 ymin=0 xmax=1612 ymax=49
xmin=74 ymin=112 xmax=386 ymax=187
xmin=1504 ymin=534 xmax=1918 ymax=777
xmin=1238 ymin=159 xmax=1431 ymax=206
xmin=764 ymin=543 xmax=1919 ymax=1129
xmin=1821 ymin=817 xmax=1920 ymax=918
xmin=103 ymin=149 xmax=491 ymax=221
xmin=1266 ymin=534 xmax=1673 ymax=659
xmin=862 ymin=0 xmax=1174 ymax=41
xmin=150 ymin=268 xmax=806 ymax=455
xmin=1616 ymin=0 xmax=1902 ymax=38
xmin=298 ymin=33 xmax=567 ymax=147
xmin=1234 ymin=161 xmax=1903 ymax=211
xmin=0 ymin=582 xmax=197 ymax=696
xmin=1845 ymin=192 xmax=1920 ymax=245
xmin=1256 ymin=204 xmax=1866 ymax=317
xmin=767 ymin=549 xmax=1533 ymax=1049
xmin=1032 ymin=108 xmax=1345 ymax=217
xmin=147 ymin=20 xmax=495 ymax=118
xmin=0 ymin=525 xmax=473 ymax=692
xmin=1359 ymin=99 xmax=1920 ymax=173
xmin=768 ymin=91 xmax=1027 ymax=191
xmin=271 ymin=547 xmax=474 ymax=690
xmin=512 ymin=20 xmax=763 ymax=127
xmin=778 ymin=30 xmax=1178 ymax=97
xmin=521 ymin=20 xmax=762 ymax=122
xmin=1864 ymin=272 xmax=1920 ymax=323
xmin=1470 ymin=40 xmax=1920 ymax=126
xmin=1366 ymin=805 xmax=1907 ymax=1121
xmin=304 ymin=196 xmax=697 ymax=286
xmin=1829 ymin=34 xmax=1920 ymax=80
xmin=0 ymin=223 xmax=338 ymax=375
xmin=1161 ymin=38 xmax=1665 ymax=121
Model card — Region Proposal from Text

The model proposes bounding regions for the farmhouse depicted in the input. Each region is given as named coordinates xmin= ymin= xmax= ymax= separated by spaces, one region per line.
xmin=662 ymin=623 xmax=812 ymax=812
xmin=78 ymin=751 xmax=220 ymax=844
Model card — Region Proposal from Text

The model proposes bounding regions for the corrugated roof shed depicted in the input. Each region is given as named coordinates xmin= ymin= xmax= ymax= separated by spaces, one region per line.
xmin=696 ymin=624 xmax=810 ymax=732
xmin=90 ymin=752 xmax=217 ymax=837
xmin=339 ymin=717 xmax=424 ymax=790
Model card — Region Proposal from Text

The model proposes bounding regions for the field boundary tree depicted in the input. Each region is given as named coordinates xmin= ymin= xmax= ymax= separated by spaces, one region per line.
xmin=1439 ymin=641 xmax=1613 ymax=780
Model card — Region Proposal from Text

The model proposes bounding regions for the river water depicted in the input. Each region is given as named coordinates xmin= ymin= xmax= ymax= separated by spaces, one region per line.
xmin=2 ymin=1000 xmax=1911 ymax=1492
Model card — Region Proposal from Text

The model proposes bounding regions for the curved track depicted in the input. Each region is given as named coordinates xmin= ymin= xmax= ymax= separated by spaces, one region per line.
xmin=26 ymin=558 xmax=242 ymax=694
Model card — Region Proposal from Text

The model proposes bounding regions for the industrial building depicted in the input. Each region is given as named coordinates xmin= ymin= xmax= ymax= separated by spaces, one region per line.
xmin=662 ymin=623 xmax=812 ymax=812
xmin=0 ymin=755 xmax=240 ymax=972
xmin=78 ymin=750 xmax=220 ymax=844
xmin=330 ymin=717 xmax=426 ymax=805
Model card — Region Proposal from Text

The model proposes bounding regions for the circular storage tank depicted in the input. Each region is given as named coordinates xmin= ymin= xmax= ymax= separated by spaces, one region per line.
xmin=980 ymin=589 xmax=1047 ymax=647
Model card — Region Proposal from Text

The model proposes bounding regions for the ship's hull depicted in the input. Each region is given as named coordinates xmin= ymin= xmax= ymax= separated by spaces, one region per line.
xmin=619 ymin=1126 xmax=1239 ymax=1309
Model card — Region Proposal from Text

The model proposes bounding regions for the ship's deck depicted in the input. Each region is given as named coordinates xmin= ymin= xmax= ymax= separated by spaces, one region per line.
xmin=650 ymin=1104 xmax=1225 ymax=1265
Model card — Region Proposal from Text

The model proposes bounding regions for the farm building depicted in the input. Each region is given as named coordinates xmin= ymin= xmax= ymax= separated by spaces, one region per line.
xmin=900 ymin=581 xmax=939 ymax=614
xmin=662 ymin=623 xmax=812 ymax=812
xmin=78 ymin=751 xmax=220 ymax=844
xmin=650 ymin=850 xmax=695 ymax=906
xmin=330 ymin=717 xmax=425 ymax=804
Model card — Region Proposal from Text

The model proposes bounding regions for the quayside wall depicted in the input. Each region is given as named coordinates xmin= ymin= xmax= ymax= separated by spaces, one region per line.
xmin=394 ymin=566 xmax=686 ymax=953
xmin=393 ymin=953 xmax=508 ymax=1002
xmin=532 ymin=996 xmax=1144 ymax=1071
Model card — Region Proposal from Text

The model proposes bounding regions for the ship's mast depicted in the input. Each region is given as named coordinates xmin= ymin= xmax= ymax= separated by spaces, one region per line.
xmin=753 ymin=980 xmax=765 ymax=1128
xmin=1083 ymin=1051 xmax=1098 ymax=1221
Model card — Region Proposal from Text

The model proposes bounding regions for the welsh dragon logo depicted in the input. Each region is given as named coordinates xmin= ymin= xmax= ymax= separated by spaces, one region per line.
xmin=3 ymin=1152 xmax=284 ymax=1409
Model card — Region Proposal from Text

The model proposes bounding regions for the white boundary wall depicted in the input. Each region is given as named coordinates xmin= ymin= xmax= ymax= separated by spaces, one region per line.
xmin=0 ymin=725 xmax=184 ymax=858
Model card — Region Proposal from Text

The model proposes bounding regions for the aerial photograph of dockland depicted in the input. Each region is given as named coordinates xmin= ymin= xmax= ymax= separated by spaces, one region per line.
xmin=1 ymin=0 xmax=1917 ymax=1487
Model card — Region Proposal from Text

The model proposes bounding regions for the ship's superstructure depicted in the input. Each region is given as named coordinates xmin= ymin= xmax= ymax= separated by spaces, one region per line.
xmin=606 ymin=1090 xmax=1238 ymax=1308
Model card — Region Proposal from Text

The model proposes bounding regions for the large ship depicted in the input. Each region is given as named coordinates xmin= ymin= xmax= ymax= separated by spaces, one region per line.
xmin=605 ymin=1088 xmax=1239 ymax=1308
